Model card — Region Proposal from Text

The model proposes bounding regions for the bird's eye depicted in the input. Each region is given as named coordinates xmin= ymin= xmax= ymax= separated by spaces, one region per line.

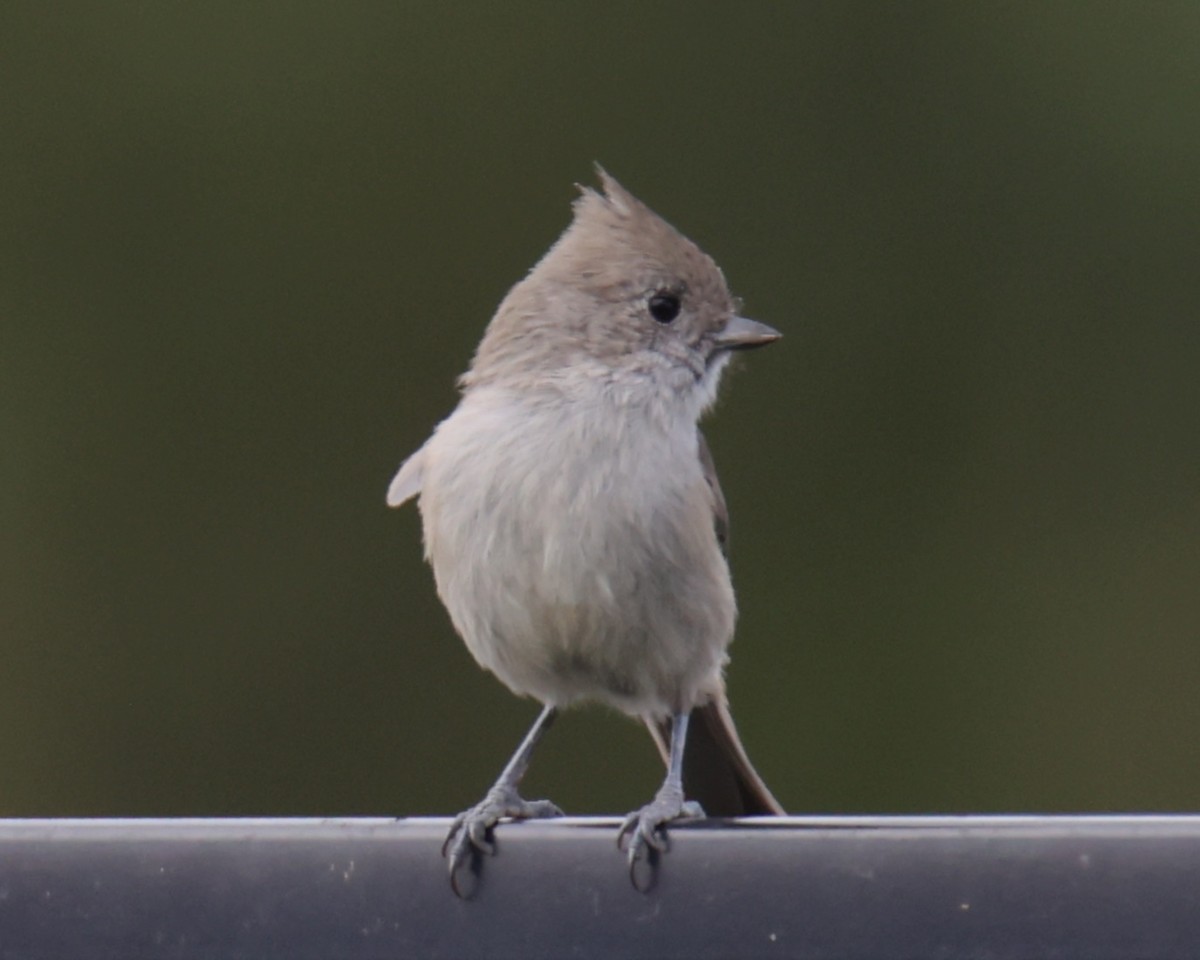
xmin=648 ymin=292 xmax=681 ymax=324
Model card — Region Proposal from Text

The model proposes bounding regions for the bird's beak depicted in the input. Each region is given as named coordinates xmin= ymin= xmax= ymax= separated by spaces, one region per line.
xmin=713 ymin=315 xmax=782 ymax=351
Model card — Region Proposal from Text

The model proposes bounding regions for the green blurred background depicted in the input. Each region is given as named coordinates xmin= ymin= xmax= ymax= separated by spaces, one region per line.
xmin=2 ymin=2 xmax=1197 ymax=819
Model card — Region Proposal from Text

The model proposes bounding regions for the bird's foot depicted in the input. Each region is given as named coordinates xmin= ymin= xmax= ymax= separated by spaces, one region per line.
xmin=443 ymin=785 xmax=563 ymax=896
xmin=617 ymin=783 xmax=705 ymax=872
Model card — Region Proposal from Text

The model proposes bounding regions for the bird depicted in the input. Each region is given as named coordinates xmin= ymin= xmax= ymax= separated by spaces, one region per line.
xmin=387 ymin=169 xmax=783 ymax=890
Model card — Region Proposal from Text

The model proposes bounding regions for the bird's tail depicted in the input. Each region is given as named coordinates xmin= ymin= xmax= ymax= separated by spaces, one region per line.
xmin=645 ymin=697 xmax=784 ymax=816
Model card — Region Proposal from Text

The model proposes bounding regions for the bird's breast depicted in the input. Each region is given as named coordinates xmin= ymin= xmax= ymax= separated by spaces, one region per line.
xmin=417 ymin=387 xmax=734 ymax=714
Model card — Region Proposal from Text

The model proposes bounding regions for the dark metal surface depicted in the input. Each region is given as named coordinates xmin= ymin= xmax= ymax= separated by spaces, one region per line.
xmin=1 ymin=815 xmax=1199 ymax=959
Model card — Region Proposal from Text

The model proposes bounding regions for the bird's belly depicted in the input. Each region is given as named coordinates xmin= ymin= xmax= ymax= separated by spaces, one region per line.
xmin=419 ymin=404 xmax=734 ymax=716
xmin=438 ymin=514 xmax=729 ymax=715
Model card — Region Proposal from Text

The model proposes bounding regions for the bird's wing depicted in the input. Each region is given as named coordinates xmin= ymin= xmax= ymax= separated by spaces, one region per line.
xmin=386 ymin=441 xmax=427 ymax=507
xmin=642 ymin=431 xmax=784 ymax=815
xmin=696 ymin=428 xmax=729 ymax=552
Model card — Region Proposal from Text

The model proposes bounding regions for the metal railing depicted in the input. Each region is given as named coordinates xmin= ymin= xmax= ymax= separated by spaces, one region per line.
xmin=2 ymin=815 xmax=1198 ymax=958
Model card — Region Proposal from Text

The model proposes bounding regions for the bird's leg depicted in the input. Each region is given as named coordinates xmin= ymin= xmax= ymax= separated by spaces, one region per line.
xmin=618 ymin=710 xmax=705 ymax=868
xmin=443 ymin=704 xmax=563 ymax=889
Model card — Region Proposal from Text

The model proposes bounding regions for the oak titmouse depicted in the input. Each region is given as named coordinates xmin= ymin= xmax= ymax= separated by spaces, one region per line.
xmin=388 ymin=170 xmax=783 ymax=888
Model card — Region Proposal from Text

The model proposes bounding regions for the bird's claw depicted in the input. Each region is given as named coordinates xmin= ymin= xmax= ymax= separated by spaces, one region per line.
xmin=443 ymin=786 xmax=563 ymax=896
xmin=617 ymin=788 xmax=704 ymax=868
